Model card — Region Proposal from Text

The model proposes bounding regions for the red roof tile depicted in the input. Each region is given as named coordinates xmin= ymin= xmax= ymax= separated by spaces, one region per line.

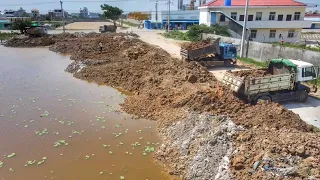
xmin=202 ymin=0 xmax=306 ymax=7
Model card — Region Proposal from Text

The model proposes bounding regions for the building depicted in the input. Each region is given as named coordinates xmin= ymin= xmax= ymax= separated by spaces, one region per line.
xmin=304 ymin=14 xmax=320 ymax=29
xmin=199 ymin=0 xmax=312 ymax=43
xmin=4 ymin=10 xmax=15 ymax=17
xmin=31 ymin=9 xmax=40 ymax=20
xmin=178 ymin=0 xmax=184 ymax=10
xmin=0 ymin=19 xmax=10 ymax=30
xmin=89 ymin=12 xmax=100 ymax=19
xmin=146 ymin=10 xmax=199 ymax=29
xmin=52 ymin=9 xmax=68 ymax=18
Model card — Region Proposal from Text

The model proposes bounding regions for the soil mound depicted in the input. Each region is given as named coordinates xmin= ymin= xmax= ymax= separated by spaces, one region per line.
xmin=231 ymin=69 xmax=270 ymax=78
xmin=181 ymin=40 xmax=212 ymax=50
xmin=5 ymin=36 xmax=56 ymax=47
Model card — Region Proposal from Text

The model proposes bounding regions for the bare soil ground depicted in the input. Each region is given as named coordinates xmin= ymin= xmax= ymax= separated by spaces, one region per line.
xmin=57 ymin=22 xmax=113 ymax=30
xmin=5 ymin=33 xmax=320 ymax=180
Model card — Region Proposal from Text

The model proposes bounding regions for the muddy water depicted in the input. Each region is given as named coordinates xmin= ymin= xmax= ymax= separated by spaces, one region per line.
xmin=0 ymin=46 xmax=170 ymax=180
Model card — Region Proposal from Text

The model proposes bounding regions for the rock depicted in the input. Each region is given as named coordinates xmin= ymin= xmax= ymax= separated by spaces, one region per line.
xmin=296 ymin=145 xmax=305 ymax=155
xmin=232 ymin=155 xmax=246 ymax=170
xmin=187 ymin=74 xmax=197 ymax=83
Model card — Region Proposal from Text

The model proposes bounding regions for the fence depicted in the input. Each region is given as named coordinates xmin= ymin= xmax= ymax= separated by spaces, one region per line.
xmin=202 ymin=33 xmax=320 ymax=66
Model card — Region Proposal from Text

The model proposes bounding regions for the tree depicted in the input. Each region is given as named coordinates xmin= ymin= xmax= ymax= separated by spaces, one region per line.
xmin=100 ymin=4 xmax=123 ymax=26
xmin=11 ymin=20 xmax=32 ymax=33
xmin=128 ymin=12 xmax=149 ymax=21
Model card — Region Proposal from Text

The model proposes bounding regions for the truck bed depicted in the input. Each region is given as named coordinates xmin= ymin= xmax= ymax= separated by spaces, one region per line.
xmin=180 ymin=38 xmax=220 ymax=61
xmin=222 ymin=71 xmax=295 ymax=95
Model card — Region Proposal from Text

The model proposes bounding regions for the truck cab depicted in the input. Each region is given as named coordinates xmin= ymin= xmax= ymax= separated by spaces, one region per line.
xmin=289 ymin=59 xmax=319 ymax=93
xmin=219 ymin=43 xmax=237 ymax=60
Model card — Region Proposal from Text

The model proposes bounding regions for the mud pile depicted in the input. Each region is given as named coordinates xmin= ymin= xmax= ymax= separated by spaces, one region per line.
xmin=5 ymin=33 xmax=320 ymax=180
xmin=181 ymin=40 xmax=212 ymax=50
xmin=5 ymin=35 xmax=56 ymax=47
xmin=231 ymin=69 xmax=270 ymax=78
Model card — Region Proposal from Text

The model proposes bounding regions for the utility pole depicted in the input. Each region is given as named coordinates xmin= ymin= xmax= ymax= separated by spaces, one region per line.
xmin=167 ymin=0 xmax=170 ymax=32
xmin=60 ymin=0 xmax=65 ymax=33
xmin=155 ymin=0 xmax=158 ymax=22
xmin=240 ymin=0 xmax=249 ymax=58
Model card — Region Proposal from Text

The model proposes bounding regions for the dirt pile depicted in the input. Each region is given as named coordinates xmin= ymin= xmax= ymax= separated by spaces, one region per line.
xmin=5 ymin=35 xmax=56 ymax=47
xmin=6 ymin=32 xmax=320 ymax=180
xmin=181 ymin=40 xmax=212 ymax=50
xmin=230 ymin=69 xmax=270 ymax=78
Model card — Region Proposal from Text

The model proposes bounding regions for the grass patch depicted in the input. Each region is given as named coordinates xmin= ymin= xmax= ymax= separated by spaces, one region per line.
xmin=122 ymin=21 xmax=139 ymax=27
xmin=272 ymin=42 xmax=320 ymax=53
xmin=163 ymin=30 xmax=190 ymax=41
xmin=163 ymin=24 xmax=231 ymax=42
xmin=237 ymin=56 xmax=268 ymax=68
xmin=0 ymin=32 xmax=18 ymax=41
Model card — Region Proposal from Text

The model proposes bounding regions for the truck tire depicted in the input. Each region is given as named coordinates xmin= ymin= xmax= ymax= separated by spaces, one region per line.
xmin=253 ymin=95 xmax=271 ymax=104
xmin=297 ymin=90 xmax=308 ymax=103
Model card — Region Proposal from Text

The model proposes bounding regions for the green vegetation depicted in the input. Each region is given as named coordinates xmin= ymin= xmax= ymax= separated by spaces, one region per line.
xmin=122 ymin=21 xmax=138 ymax=27
xmin=0 ymin=32 xmax=17 ymax=41
xmin=12 ymin=20 xmax=32 ymax=32
xmin=100 ymin=4 xmax=123 ymax=26
xmin=163 ymin=24 xmax=231 ymax=41
xmin=272 ymin=42 xmax=320 ymax=53
xmin=237 ymin=56 xmax=268 ymax=68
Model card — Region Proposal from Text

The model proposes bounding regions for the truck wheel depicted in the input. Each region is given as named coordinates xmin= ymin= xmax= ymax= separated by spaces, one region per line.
xmin=254 ymin=96 xmax=271 ymax=104
xmin=297 ymin=90 xmax=308 ymax=103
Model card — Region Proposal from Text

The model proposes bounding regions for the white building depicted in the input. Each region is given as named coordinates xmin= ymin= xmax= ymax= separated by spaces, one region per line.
xmin=31 ymin=9 xmax=40 ymax=19
xmin=4 ymin=10 xmax=15 ymax=17
xmin=199 ymin=0 xmax=312 ymax=43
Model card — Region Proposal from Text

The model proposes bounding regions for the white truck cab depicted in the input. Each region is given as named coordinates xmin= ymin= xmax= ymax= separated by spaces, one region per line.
xmin=289 ymin=59 xmax=319 ymax=82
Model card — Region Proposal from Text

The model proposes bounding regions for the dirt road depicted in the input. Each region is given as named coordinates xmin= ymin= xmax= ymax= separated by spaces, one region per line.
xmin=57 ymin=22 xmax=113 ymax=30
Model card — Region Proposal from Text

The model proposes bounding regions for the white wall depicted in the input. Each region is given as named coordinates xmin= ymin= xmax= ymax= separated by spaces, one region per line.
xmin=251 ymin=28 xmax=301 ymax=43
xmin=199 ymin=8 xmax=210 ymax=25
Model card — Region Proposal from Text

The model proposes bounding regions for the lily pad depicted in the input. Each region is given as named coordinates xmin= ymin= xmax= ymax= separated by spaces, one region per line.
xmin=7 ymin=153 xmax=16 ymax=158
xmin=0 ymin=161 xmax=3 ymax=168
xmin=40 ymin=111 xmax=50 ymax=117
xmin=120 ymin=176 xmax=125 ymax=179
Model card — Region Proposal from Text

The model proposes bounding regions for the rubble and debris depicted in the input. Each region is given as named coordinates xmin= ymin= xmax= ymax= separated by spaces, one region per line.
xmin=5 ymin=32 xmax=320 ymax=180
xmin=181 ymin=40 xmax=212 ymax=50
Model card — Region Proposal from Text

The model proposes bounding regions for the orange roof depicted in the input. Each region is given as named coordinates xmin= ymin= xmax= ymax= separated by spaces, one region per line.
xmin=202 ymin=0 xmax=306 ymax=7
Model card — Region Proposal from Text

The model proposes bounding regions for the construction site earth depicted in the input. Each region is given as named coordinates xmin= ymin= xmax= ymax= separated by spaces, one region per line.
xmin=2 ymin=31 xmax=320 ymax=180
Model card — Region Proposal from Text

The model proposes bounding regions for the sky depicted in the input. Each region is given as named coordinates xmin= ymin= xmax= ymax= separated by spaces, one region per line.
xmin=0 ymin=0 xmax=319 ymax=14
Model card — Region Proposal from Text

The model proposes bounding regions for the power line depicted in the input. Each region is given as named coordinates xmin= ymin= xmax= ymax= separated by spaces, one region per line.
xmin=0 ymin=2 xmax=57 ymax=7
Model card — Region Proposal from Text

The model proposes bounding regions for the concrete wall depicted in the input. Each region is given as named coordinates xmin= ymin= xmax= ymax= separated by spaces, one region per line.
xmin=202 ymin=33 xmax=320 ymax=66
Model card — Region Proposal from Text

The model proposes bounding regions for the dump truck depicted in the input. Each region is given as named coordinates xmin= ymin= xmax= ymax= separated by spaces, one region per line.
xmin=180 ymin=38 xmax=237 ymax=66
xmin=222 ymin=59 xmax=320 ymax=104
xmin=24 ymin=23 xmax=47 ymax=37
xmin=99 ymin=25 xmax=117 ymax=33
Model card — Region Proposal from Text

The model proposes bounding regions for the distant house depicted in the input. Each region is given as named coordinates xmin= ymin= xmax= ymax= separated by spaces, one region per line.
xmin=31 ymin=9 xmax=40 ymax=20
xmin=89 ymin=13 xmax=100 ymax=19
xmin=0 ymin=19 xmax=10 ymax=30
xmin=199 ymin=0 xmax=312 ymax=43
xmin=304 ymin=14 xmax=320 ymax=29
xmin=147 ymin=10 xmax=199 ymax=29
xmin=4 ymin=10 xmax=15 ymax=17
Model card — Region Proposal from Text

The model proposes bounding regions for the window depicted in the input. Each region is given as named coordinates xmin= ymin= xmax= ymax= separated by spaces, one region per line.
xmin=231 ymin=12 xmax=237 ymax=20
xmin=294 ymin=12 xmax=300 ymax=20
xmin=256 ymin=12 xmax=262 ymax=20
xmin=269 ymin=12 xmax=276 ymax=20
xmin=288 ymin=29 xmax=295 ymax=38
xmin=220 ymin=14 xmax=226 ymax=22
xmin=250 ymin=30 xmax=257 ymax=38
xmin=286 ymin=14 xmax=292 ymax=21
xmin=278 ymin=15 xmax=283 ymax=21
xmin=248 ymin=15 xmax=254 ymax=21
xmin=269 ymin=30 xmax=276 ymax=38
xmin=303 ymin=67 xmax=316 ymax=78
xmin=239 ymin=15 xmax=244 ymax=21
